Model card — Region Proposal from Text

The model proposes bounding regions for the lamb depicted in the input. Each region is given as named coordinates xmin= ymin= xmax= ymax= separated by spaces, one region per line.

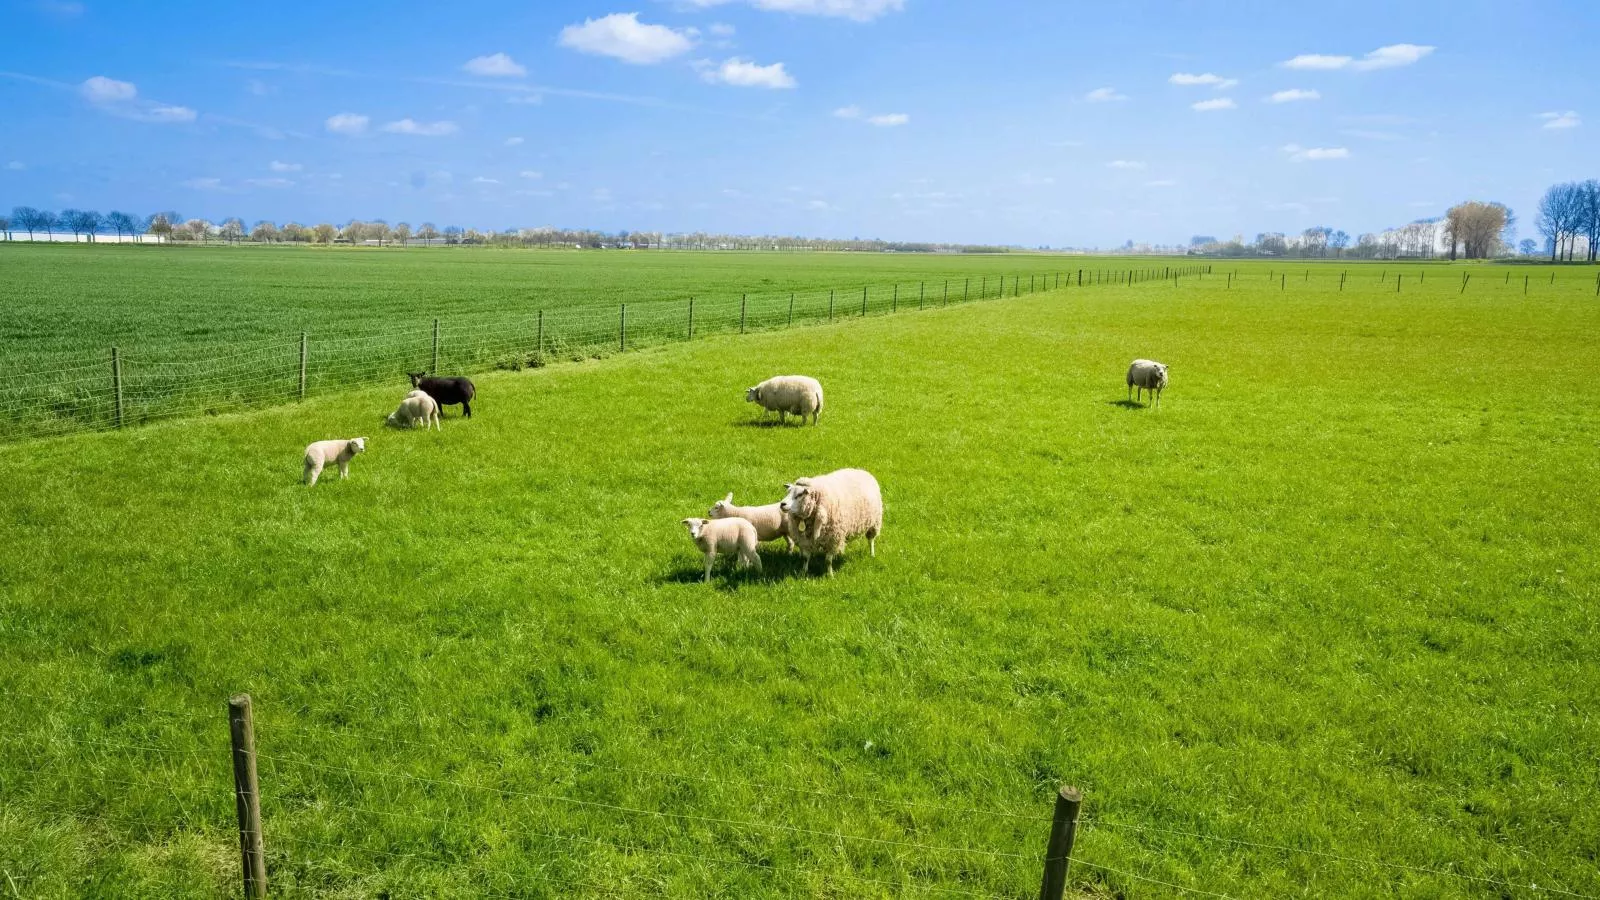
xmin=303 ymin=437 xmax=366 ymax=486
xmin=681 ymin=517 xmax=763 ymax=582
xmin=1126 ymin=359 xmax=1170 ymax=407
xmin=386 ymin=391 xmax=441 ymax=430
xmin=745 ymin=375 xmax=823 ymax=425
xmin=407 ymin=372 xmax=476 ymax=418
xmin=708 ymin=492 xmax=796 ymax=550
xmin=778 ymin=468 xmax=883 ymax=576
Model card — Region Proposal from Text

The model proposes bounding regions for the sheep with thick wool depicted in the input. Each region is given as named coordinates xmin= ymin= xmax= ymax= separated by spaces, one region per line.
xmin=387 ymin=390 xmax=441 ymax=430
xmin=708 ymin=492 xmax=796 ymax=550
xmin=745 ymin=375 xmax=823 ymax=425
xmin=681 ymin=517 xmax=763 ymax=582
xmin=1126 ymin=359 xmax=1169 ymax=407
xmin=779 ymin=468 xmax=882 ymax=576
xmin=303 ymin=437 xmax=366 ymax=486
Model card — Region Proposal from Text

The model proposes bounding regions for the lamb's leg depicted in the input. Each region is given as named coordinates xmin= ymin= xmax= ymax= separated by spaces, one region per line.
xmin=338 ymin=460 xmax=350 ymax=479
xmin=463 ymin=400 xmax=471 ymax=418
xmin=305 ymin=461 xmax=320 ymax=486
xmin=747 ymin=549 xmax=763 ymax=573
xmin=703 ymin=552 xmax=714 ymax=583
xmin=825 ymin=554 xmax=835 ymax=577
xmin=779 ymin=410 xmax=786 ymax=425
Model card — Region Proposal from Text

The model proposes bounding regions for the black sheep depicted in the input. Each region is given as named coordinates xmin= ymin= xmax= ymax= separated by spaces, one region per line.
xmin=407 ymin=371 xmax=476 ymax=418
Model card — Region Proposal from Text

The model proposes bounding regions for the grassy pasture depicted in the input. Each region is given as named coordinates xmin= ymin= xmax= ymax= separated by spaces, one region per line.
xmin=0 ymin=262 xmax=1597 ymax=898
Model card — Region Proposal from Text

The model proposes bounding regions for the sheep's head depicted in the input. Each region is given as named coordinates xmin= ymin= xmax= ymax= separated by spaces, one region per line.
xmin=407 ymin=371 xmax=426 ymax=387
xmin=708 ymin=492 xmax=734 ymax=518
xmin=745 ymin=387 xmax=761 ymax=403
xmin=1154 ymin=364 xmax=1169 ymax=387
xmin=779 ymin=480 xmax=814 ymax=519
xmin=351 ymin=437 xmax=367 ymax=453
xmin=681 ymin=518 xmax=707 ymax=539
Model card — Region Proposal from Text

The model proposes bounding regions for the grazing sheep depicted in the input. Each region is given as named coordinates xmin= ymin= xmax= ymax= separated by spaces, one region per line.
xmin=407 ymin=372 xmax=476 ymax=418
xmin=708 ymin=492 xmax=796 ymax=550
xmin=681 ymin=517 xmax=763 ymax=582
xmin=387 ymin=391 xmax=441 ymax=430
xmin=1127 ymin=359 xmax=1169 ymax=407
xmin=745 ymin=375 xmax=823 ymax=425
xmin=303 ymin=437 xmax=366 ymax=486
xmin=779 ymin=468 xmax=883 ymax=576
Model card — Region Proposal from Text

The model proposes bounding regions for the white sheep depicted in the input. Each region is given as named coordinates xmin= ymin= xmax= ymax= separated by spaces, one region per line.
xmin=681 ymin=517 xmax=763 ymax=582
xmin=745 ymin=375 xmax=823 ymax=425
xmin=779 ymin=468 xmax=883 ymax=576
xmin=1127 ymin=359 xmax=1169 ymax=407
xmin=303 ymin=437 xmax=366 ymax=486
xmin=387 ymin=390 xmax=441 ymax=430
xmin=708 ymin=492 xmax=796 ymax=550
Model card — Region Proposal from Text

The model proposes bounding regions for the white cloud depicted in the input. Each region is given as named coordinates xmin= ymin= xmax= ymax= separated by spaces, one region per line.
xmin=520 ymin=170 xmax=543 ymax=179
xmin=1268 ymin=89 xmax=1320 ymax=103
xmin=1352 ymin=43 xmax=1434 ymax=71
xmin=183 ymin=177 xmax=224 ymax=191
xmin=833 ymin=105 xmax=862 ymax=119
xmin=325 ymin=113 xmax=369 ymax=135
xmin=1085 ymin=87 xmax=1126 ymax=102
xmin=701 ymin=57 xmax=796 ymax=89
xmin=504 ymin=137 xmax=525 ymax=146
xmin=709 ymin=22 xmax=736 ymax=36
xmin=1282 ymin=143 xmax=1350 ymax=161
xmin=1145 ymin=179 xmax=1178 ymax=187
xmin=559 ymin=13 xmax=695 ymax=65
xmin=592 ymin=187 xmax=614 ymax=203
xmin=1282 ymin=44 xmax=1434 ymax=71
xmin=143 ymin=104 xmax=196 ymax=123
xmin=1539 ymin=111 xmax=1580 ymax=130
xmin=383 ymin=118 xmax=459 ymax=136
xmin=806 ymin=199 xmax=834 ymax=210
xmin=867 ymin=112 xmax=908 ymax=126
xmin=81 ymin=75 xmax=136 ymax=103
xmin=39 ymin=1 xmax=84 ymax=16
xmin=1106 ymin=160 xmax=1145 ymax=169
xmin=1192 ymin=98 xmax=1235 ymax=111
xmin=1340 ymin=128 xmax=1400 ymax=140
xmin=7 ymin=161 xmax=27 ymax=170
xmin=1282 ymin=53 xmax=1353 ymax=70
xmin=685 ymin=0 xmax=903 ymax=21
xmin=472 ymin=176 xmax=500 ymax=184
xmin=463 ymin=53 xmax=526 ymax=77
xmin=1169 ymin=72 xmax=1238 ymax=89
xmin=268 ymin=160 xmax=302 ymax=172
xmin=244 ymin=177 xmax=293 ymax=188
xmin=246 ymin=79 xmax=274 ymax=97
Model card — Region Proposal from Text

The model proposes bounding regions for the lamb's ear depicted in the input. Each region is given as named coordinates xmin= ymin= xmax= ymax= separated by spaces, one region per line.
xmin=724 ymin=492 xmax=734 ymax=503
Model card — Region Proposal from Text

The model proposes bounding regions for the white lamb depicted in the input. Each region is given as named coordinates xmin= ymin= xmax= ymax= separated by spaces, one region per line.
xmin=745 ymin=375 xmax=823 ymax=425
xmin=778 ymin=468 xmax=883 ymax=576
xmin=681 ymin=517 xmax=763 ymax=582
xmin=387 ymin=391 xmax=441 ymax=430
xmin=708 ymin=492 xmax=796 ymax=550
xmin=303 ymin=437 xmax=366 ymax=486
xmin=1127 ymin=359 xmax=1169 ymax=407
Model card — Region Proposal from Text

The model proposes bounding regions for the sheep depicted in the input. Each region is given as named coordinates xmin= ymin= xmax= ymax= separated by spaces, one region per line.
xmin=778 ymin=468 xmax=883 ymax=576
xmin=386 ymin=391 xmax=441 ymax=430
xmin=745 ymin=375 xmax=823 ymax=425
xmin=303 ymin=437 xmax=366 ymax=486
xmin=407 ymin=372 xmax=476 ymax=418
xmin=708 ymin=492 xmax=796 ymax=550
xmin=1126 ymin=359 xmax=1169 ymax=407
xmin=681 ymin=517 xmax=763 ymax=582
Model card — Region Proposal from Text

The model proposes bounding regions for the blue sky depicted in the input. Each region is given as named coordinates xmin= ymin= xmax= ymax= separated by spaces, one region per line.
xmin=1 ymin=0 xmax=1596 ymax=247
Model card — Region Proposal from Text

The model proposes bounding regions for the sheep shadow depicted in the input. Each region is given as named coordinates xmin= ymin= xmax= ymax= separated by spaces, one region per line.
xmin=1108 ymin=399 xmax=1152 ymax=410
xmin=731 ymin=417 xmax=810 ymax=429
xmin=659 ymin=549 xmax=846 ymax=588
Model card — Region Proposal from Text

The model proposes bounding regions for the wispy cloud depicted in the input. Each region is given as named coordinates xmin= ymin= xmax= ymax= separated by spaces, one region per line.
xmin=1085 ymin=87 xmax=1127 ymax=102
xmin=1340 ymin=128 xmax=1400 ymax=140
xmin=504 ymin=136 xmax=525 ymax=146
xmin=78 ymin=76 xmax=196 ymax=123
xmin=1267 ymin=88 xmax=1320 ymax=103
xmin=7 ymin=161 xmax=27 ymax=171
xmin=1169 ymin=72 xmax=1238 ymax=89
xmin=463 ymin=53 xmax=526 ymax=77
xmin=243 ymin=177 xmax=293 ymax=188
xmin=868 ymin=112 xmax=908 ymax=126
xmin=471 ymin=176 xmax=500 ymax=184
xmin=1282 ymin=143 xmax=1349 ymax=161
xmin=382 ymin=118 xmax=459 ymax=136
xmin=559 ymin=13 xmax=695 ymax=65
xmin=520 ymin=170 xmax=543 ymax=179
xmin=698 ymin=57 xmax=796 ymax=89
xmin=708 ymin=23 xmax=736 ymax=37
xmin=1282 ymin=43 xmax=1434 ymax=71
xmin=81 ymin=75 xmax=135 ymax=103
xmin=183 ymin=177 xmax=225 ymax=191
xmin=1539 ymin=110 xmax=1580 ymax=129
xmin=1145 ymin=179 xmax=1178 ymax=187
xmin=38 ymin=1 xmax=84 ymax=17
xmin=325 ymin=113 xmax=369 ymax=135
xmin=683 ymin=0 xmax=903 ymax=22
xmin=1192 ymin=97 xmax=1235 ymax=111
xmin=1106 ymin=160 xmax=1145 ymax=169
xmin=833 ymin=105 xmax=862 ymax=119
xmin=268 ymin=160 xmax=301 ymax=172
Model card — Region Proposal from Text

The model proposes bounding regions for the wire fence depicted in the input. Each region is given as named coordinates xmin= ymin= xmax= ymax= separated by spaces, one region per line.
xmin=0 ymin=265 xmax=1213 ymax=444
xmin=2 ymin=689 xmax=1595 ymax=898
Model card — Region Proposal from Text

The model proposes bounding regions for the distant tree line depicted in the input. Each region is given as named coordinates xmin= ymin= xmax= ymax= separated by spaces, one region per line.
xmin=2 ymin=207 xmax=1012 ymax=254
xmin=1535 ymin=180 xmax=1600 ymax=262
xmin=1184 ymin=200 xmax=1525 ymax=261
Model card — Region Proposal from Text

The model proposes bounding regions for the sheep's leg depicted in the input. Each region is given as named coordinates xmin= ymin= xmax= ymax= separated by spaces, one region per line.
xmin=779 ymin=410 xmax=787 ymax=425
xmin=825 ymin=554 xmax=835 ymax=577
xmin=868 ymin=532 xmax=877 ymax=557
xmin=703 ymin=552 xmax=714 ymax=583
xmin=462 ymin=400 xmax=472 ymax=418
xmin=305 ymin=462 xmax=320 ymax=486
xmin=338 ymin=460 xmax=350 ymax=479
xmin=1127 ymin=383 xmax=1132 ymax=401
xmin=746 ymin=549 xmax=763 ymax=573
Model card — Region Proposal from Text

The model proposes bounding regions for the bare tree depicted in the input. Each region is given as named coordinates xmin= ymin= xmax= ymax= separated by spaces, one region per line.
xmin=312 ymin=222 xmax=336 ymax=244
xmin=1443 ymin=201 xmax=1507 ymax=260
xmin=250 ymin=220 xmax=279 ymax=242
xmin=219 ymin=217 xmax=245 ymax=243
xmin=280 ymin=222 xmax=308 ymax=242
xmin=105 ymin=211 xmax=138 ymax=240
xmin=393 ymin=222 xmax=412 ymax=245
xmin=370 ymin=220 xmax=392 ymax=247
xmin=12 ymin=206 xmax=50 ymax=239
xmin=1536 ymin=183 xmax=1581 ymax=261
xmin=183 ymin=219 xmax=211 ymax=241
xmin=0 ymin=213 xmax=9 ymax=238
xmin=418 ymin=222 xmax=439 ymax=243
xmin=1581 ymin=180 xmax=1600 ymax=263
xmin=1329 ymin=230 xmax=1350 ymax=257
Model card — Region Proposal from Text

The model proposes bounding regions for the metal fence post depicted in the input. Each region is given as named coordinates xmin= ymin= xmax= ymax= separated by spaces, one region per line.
xmin=111 ymin=346 xmax=123 ymax=429
xmin=229 ymin=694 xmax=268 ymax=899
xmin=1037 ymin=786 xmax=1082 ymax=900
xmin=298 ymin=332 xmax=307 ymax=400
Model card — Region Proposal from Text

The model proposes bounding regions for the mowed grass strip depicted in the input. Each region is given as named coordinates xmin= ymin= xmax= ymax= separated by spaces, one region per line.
xmin=0 ymin=278 xmax=1597 ymax=898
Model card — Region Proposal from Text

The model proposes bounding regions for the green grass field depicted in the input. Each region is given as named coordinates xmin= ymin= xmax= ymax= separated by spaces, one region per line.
xmin=2 ymin=254 xmax=1597 ymax=898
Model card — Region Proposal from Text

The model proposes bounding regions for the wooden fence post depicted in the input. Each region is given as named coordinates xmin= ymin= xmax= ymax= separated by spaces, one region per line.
xmin=1037 ymin=785 xmax=1082 ymax=900
xmin=1461 ymin=273 xmax=1470 ymax=294
xmin=536 ymin=310 xmax=543 ymax=359
xmin=688 ymin=298 xmax=694 ymax=340
xmin=1078 ymin=269 xmax=1082 ymax=286
xmin=1280 ymin=274 xmax=1285 ymax=291
xmin=963 ymin=277 xmax=968 ymax=302
xmin=298 ymin=332 xmax=307 ymax=400
xmin=919 ymin=281 xmax=925 ymax=310
xmin=862 ymin=285 xmax=868 ymax=316
xmin=827 ymin=290 xmax=833 ymax=322
xmin=741 ymin=294 xmax=748 ymax=333
xmin=431 ymin=318 xmax=440 ymax=373
xmin=1396 ymin=274 xmax=1401 ymax=293
xmin=229 ymin=694 xmax=268 ymax=899
xmin=619 ymin=304 xmax=627 ymax=351
xmin=981 ymin=276 xmax=986 ymax=300
xmin=111 ymin=346 xmax=123 ymax=429
xmin=892 ymin=283 xmax=898 ymax=313
xmin=788 ymin=293 xmax=794 ymax=326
